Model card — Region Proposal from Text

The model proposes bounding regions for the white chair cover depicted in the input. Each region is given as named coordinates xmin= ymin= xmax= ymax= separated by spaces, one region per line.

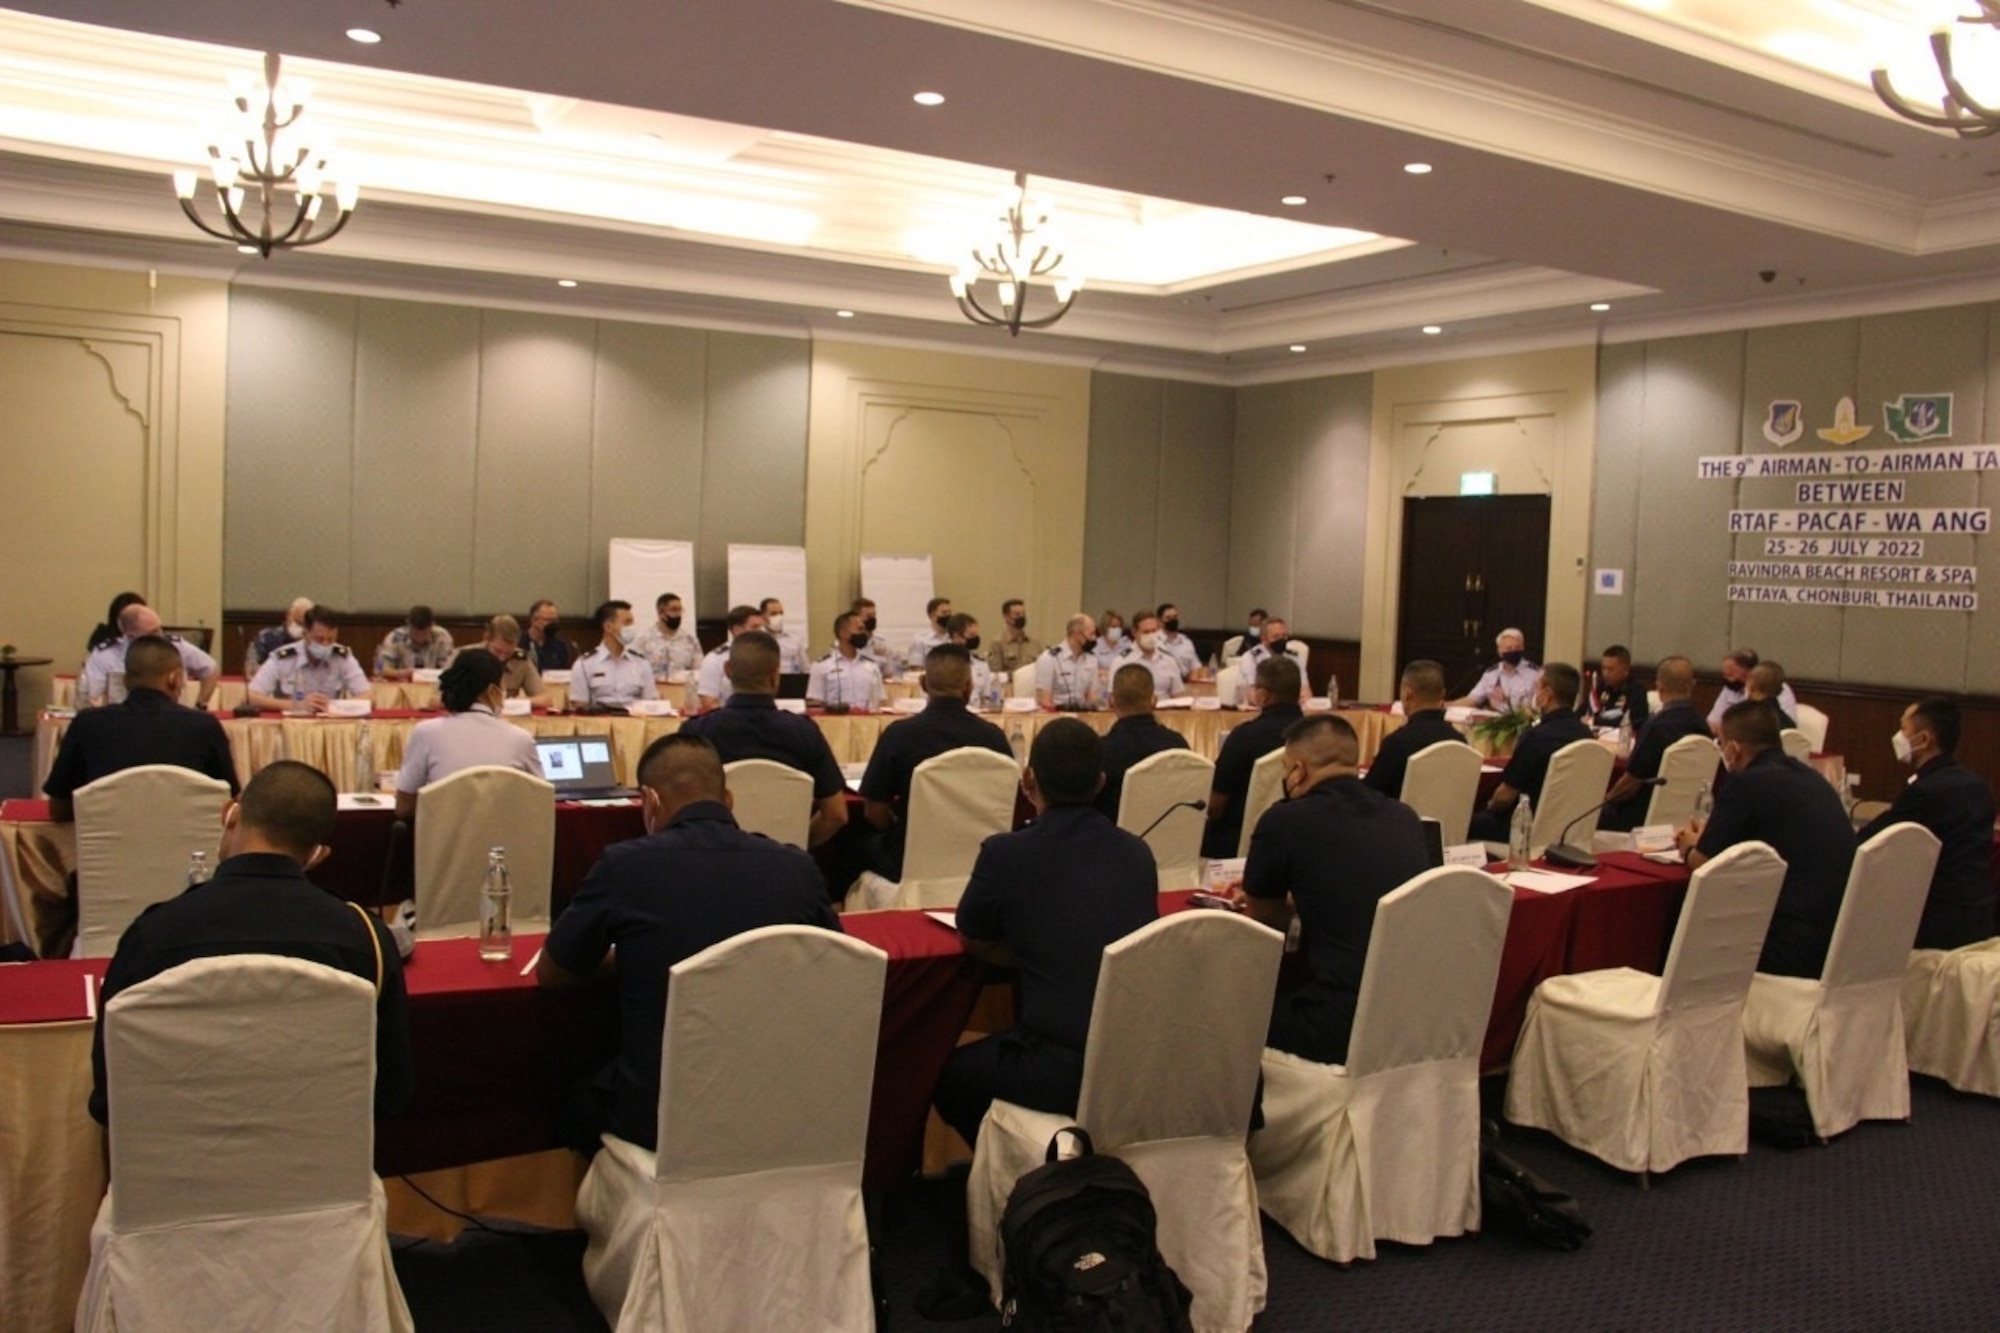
xmin=413 ymin=765 xmax=555 ymax=938
xmin=576 ymin=926 xmax=886 ymax=1332
xmin=1249 ymin=867 xmax=1512 ymax=1264
xmin=1644 ymin=735 xmax=1721 ymax=829
xmin=1528 ymin=740 xmax=1615 ymax=856
xmin=1793 ymin=703 xmax=1831 ymax=754
xmin=1742 ymin=823 xmax=1940 ymax=1138
xmin=74 ymin=765 xmax=230 ymax=959
xmin=1779 ymin=728 xmax=1813 ymax=761
xmin=1010 ymin=663 xmax=1037 ymax=699
xmin=76 ymin=956 xmax=412 ymax=1333
xmin=1284 ymin=640 xmax=1312 ymax=696
xmin=1398 ymin=740 xmax=1483 ymax=844
xmin=1235 ymin=751 xmax=1287 ymax=858
xmin=846 ymin=746 xmax=1018 ymax=911
xmin=1503 ymin=842 xmax=1787 ymax=1173
xmin=1215 ymin=664 xmax=1243 ymax=708
xmin=1116 ymin=749 xmax=1216 ymax=889
xmin=1905 ymin=940 xmax=2000 ymax=1097
xmin=967 ymin=912 xmax=1283 ymax=1332
xmin=723 ymin=758 xmax=813 ymax=848
xmin=1219 ymin=634 xmax=1246 ymax=666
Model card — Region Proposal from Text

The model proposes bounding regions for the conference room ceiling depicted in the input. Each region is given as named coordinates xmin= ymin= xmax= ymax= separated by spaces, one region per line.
xmin=3 ymin=0 xmax=1999 ymax=382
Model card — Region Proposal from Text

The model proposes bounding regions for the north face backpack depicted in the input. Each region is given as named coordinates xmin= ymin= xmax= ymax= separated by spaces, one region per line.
xmin=997 ymin=1127 xmax=1194 ymax=1331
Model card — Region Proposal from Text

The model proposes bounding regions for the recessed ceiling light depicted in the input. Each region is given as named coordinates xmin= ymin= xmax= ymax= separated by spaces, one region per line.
xmin=557 ymin=279 xmax=579 ymax=288
xmin=912 ymin=91 xmax=946 ymax=107
xmin=836 ymin=309 xmax=855 ymax=319
xmin=345 ymin=27 xmax=382 ymax=44
xmin=1279 ymin=195 xmax=1308 ymax=207
xmin=236 ymin=244 xmax=259 ymax=255
xmin=1404 ymin=162 xmax=1433 ymax=175
xmin=1289 ymin=344 xmax=1307 ymax=353
xmin=1422 ymin=325 xmax=1442 ymax=335
xmin=1590 ymin=302 xmax=1611 ymax=312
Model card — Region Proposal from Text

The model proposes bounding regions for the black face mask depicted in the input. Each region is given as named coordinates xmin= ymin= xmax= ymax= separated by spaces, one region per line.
xmin=963 ymin=634 xmax=982 ymax=652
xmin=863 ymin=616 xmax=877 ymax=632
xmin=847 ymin=632 xmax=870 ymax=650
xmin=664 ymin=615 xmax=682 ymax=632
xmin=1267 ymin=636 xmax=1289 ymax=657
xmin=1007 ymin=614 xmax=1026 ymax=630
xmin=935 ymin=615 xmax=951 ymax=629
xmin=1079 ymin=636 xmax=1097 ymax=655
xmin=1162 ymin=618 xmax=1180 ymax=634
xmin=1501 ymin=650 xmax=1525 ymax=667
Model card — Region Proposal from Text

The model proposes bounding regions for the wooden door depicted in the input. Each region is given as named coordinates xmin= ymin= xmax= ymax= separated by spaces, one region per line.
xmin=1396 ymin=496 xmax=1551 ymax=696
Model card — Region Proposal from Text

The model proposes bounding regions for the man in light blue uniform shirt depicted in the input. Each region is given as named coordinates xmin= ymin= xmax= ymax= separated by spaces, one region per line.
xmin=759 ymin=597 xmax=812 ymax=675
xmin=570 ymin=600 xmax=656 ymax=710
xmin=1454 ymin=627 xmax=1542 ymax=713
xmin=906 ymin=596 xmax=953 ymax=670
xmin=1155 ymin=602 xmax=1202 ymax=679
xmin=1035 ymin=614 xmax=1101 ymax=710
xmin=246 ymin=606 xmax=370 ymax=712
xmin=807 ymin=611 xmax=886 ymax=711
xmin=694 ymin=605 xmax=767 ymax=710
xmin=1115 ymin=612 xmax=1185 ymax=699
xmin=81 ymin=604 xmax=218 ymax=708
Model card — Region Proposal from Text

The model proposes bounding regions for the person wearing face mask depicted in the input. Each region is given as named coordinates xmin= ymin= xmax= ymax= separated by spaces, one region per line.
xmin=807 ymin=610 xmax=886 ymax=713
xmin=570 ymin=600 xmax=655 ymax=711
xmin=1706 ymin=648 xmax=1797 ymax=736
xmin=850 ymin=597 xmax=902 ymax=681
xmin=1203 ymin=655 xmax=1307 ymax=859
xmin=1238 ymin=618 xmax=1305 ymax=705
xmin=1452 ymin=627 xmax=1541 ymax=713
xmin=393 ymin=649 xmax=543 ymax=819
xmin=1094 ymin=611 xmax=1128 ymax=667
xmin=1680 ymin=701 xmax=1855 ymax=978
xmin=373 ymin=605 xmax=455 ymax=682
xmin=907 ymin=596 xmax=954 ymax=670
xmin=633 ymin=591 xmax=701 ymax=681
xmin=1240 ymin=714 xmax=1431 ymax=1065
xmin=246 ymin=606 xmax=371 ymax=713
xmin=1115 ymin=612 xmax=1186 ymax=700
xmin=523 ymin=599 xmax=575 ymax=672
xmin=247 ymin=596 xmax=315 ymax=673
xmin=944 ymin=612 xmax=996 ymax=701
xmin=538 ymin=734 xmax=840 ymax=1157
xmin=693 ymin=605 xmax=768 ymax=711
xmin=1221 ymin=609 xmax=1267 ymax=666
xmin=987 ymin=597 xmax=1044 ymax=677
xmin=1153 ymin=602 xmax=1202 ymax=679
xmin=81 ymin=603 xmax=219 ymax=708
xmin=1860 ymin=697 xmax=1996 ymax=949
xmin=1035 ymin=613 xmax=1100 ymax=710
xmin=1467 ymin=663 xmax=1591 ymax=844
xmin=759 ymin=596 xmax=811 ymax=675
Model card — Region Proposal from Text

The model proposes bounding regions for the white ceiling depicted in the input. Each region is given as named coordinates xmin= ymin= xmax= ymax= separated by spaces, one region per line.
xmin=2 ymin=0 xmax=1998 ymax=382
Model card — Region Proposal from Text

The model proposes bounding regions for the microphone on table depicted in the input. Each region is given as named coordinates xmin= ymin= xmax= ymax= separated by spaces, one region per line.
xmin=1137 ymin=799 xmax=1206 ymax=840
xmin=1541 ymin=778 xmax=1665 ymax=870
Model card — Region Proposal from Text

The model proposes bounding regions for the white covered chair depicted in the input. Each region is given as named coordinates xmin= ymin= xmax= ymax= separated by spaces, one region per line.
xmin=1742 ymin=823 xmax=1941 ymax=1139
xmin=1249 ymin=866 xmax=1512 ymax=1264
xmin=846 ymin=746 xmax=1018 ymax=911
xmin=1010 ymin=663 xmax=1037 ymax=699
xmin=1779 ymin=728 xmax=1814 ymax=761
xmin=1527 ymin=739 xmax=1616 ymax=857
xmin=1235 ymin=750 xmax=1288 ymax=857
xmin=1504 ymin=842 xmax=1788 ymax=1175
xmin=74 ymin=764 xmax=231 ymax=958
xmin=1905 ymin=939 xmax=2000 ymax=1098
xmin=1284 ymin=639 xmax=1312 ymax=695
xmin=412 ymin=765 xmax=556 ymax=937
xmin=1793 ymin=703 xmax=1831 ymax=754
xmin=1644 ymin=734 xmax=1722 ymax=829
xmin=1215 ymin=664 xmax=1243 ymax=708
xmin=1116 ymin=749 xmax=1216 ymax=889
xmin=1398 ymin=740 xmax=1483 ymax=845
xmin=1219 ymin=634 xmax=1246 ymax=666
xmin=723 ymin=758 xmax=813 ymax=848
xmin=967 ymin=912 xmax=1283 ymax=1332
xmin=77 ymin=956 xmax=412 ymax=1332
xmin=577 ymin=926 xmax=886 ymax=1332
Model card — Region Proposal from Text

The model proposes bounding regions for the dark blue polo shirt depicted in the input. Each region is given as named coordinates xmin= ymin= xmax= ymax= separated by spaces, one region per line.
xmin=1204 ymin=702 xmax=1304 ymax=859
xmin=1696 ymin=748 xmax=1856 ymax=978
xmin=44 ymin=687 xmax=239 ymax=800
xmin=1094 ymin=713 xmax=1191 ymax=820
xmin=1601 ymin=700 xmax=1713 ymax=832
xmin=1362 ymin=708 xmax=1463 ymax=799
xmin=679 ymin=692 xmax=845 ymax=799
xmin=544 ymin=802 xmax=839 ymax=1148
xmin=955 ymin=804 xmax=1157 ymax=1052
xmin=1861 ymin=755 xmax=1997 ymax=949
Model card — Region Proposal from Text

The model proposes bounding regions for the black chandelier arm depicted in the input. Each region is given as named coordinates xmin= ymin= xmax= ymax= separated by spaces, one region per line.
xmin=1874 ymin=27 xmax=2000 ymax=139
xmin=955 ymin=285 xmax=1078 ymax=338
xmin=217 ymin=184 xmax=318 ymax=253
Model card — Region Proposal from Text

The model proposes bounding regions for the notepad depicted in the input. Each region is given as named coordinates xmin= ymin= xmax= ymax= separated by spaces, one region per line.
xmin=1503 ymin=870 xmax=1596 ymax=894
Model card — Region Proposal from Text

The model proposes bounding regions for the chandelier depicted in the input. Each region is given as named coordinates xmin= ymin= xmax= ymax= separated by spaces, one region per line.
xmin=948 ymin=172 xmax=1082 ymax=336
xmin=1873 ymin=3 xmax=2000 ymax=138
xmin=172 ymin=53 xmax=358 ymax=257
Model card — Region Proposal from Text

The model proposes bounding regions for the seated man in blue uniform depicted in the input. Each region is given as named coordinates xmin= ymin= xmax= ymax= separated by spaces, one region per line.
xmin=89 ymin=760 xmax=412 ymax=1125
xmin=1242 ymin=714 xmax=1432 ymax=1064
xmin=1599 ymin=654 xmax=1713 ymax=833
xmin=932 ymin=719 xmax=1158 ymax=1144
xmin=538 ymin=734 xmax=840 ymax=1154
xmin=1860 ymin=697 xmax=1996 ymax=949
xmin=1679 ymin=701 xmax=1856 ymax=978
xmin=680 ymin=630 xmax=848 ymax=848
xmin=1202 ymin=655 xmax=1307 ymax=859
xmin=1093 ymin=663 xmax=1190 ymax=821
xmin=1468 ymin=662 xmax=1591 ymax=844
xmin=46 ymin=634 xmax=238 ymax=822
xmin=1361 ymin=659 xmax=1463 ymax=799
xmin=857 ymin=644 xmax=1011 ymax=879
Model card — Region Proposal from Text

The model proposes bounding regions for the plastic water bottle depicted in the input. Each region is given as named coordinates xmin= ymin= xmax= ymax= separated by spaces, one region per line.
xmin=1009 ymin=720 xmax=1028 ymax=765
xmin=479 ymin=847 xmax=513 ymax=961
xmin=1693 ymin=780 xmax=1714 ymax=824
xmin=353 ymin=721 xmax=376 ymax=794
xmin=186 ymin=849 xmax=212 ymax=887
xmin=1617 ymin=713 xmax=1634 ymax=758
xmin=1508 ymin=794 xmax=1534 ymax=870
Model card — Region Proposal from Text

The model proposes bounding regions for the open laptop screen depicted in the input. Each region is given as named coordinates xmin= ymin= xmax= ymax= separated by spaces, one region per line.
xmin=534 ymin=738 xmax=619 ymax=792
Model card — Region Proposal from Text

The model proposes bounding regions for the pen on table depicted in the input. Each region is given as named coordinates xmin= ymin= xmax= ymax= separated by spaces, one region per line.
xmin=519 ymin=947 xmax=542 ymax=977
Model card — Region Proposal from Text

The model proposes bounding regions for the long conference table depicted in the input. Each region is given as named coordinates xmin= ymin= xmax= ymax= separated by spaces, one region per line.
xmin=1 ymin=856 xmax=1700 ymax=1333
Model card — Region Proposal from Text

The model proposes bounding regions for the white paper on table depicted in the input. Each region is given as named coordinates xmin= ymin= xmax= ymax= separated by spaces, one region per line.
xmin=1633 ymin=824 xmax=1677 ymax=854
xmin=1446 ymin=706 xmax=1493 ymax=724
xmin=776 ymin=698 xmax=808 ymax=714
xmin=1443 ymin=843 xmax=1489 ymax=868
xmin=336 ymin=793 xmax=393 ymax=811
xmin=1503 ymin=869 xmax=1597 ymax=894
xmin=1190 ymin=697 xmax=1222 ymax=712
xmin=541 ymin=669 xmax=572 ymax=685
xmin=1642 ymin=850 xmax=1685 ymax=865
xmin=1155 ymin=696 xmax=1194 ymax=710
xmin=924 ymin=910 xmax=957 ymax=930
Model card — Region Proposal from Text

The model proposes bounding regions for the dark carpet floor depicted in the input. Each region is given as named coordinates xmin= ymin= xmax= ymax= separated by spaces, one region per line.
xmin=393 ymin=1075 xmax=2000 ymax=1331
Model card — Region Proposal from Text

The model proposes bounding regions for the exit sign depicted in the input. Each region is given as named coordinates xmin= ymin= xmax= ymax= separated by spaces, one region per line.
xmin=1459 ymin=471 xmax=1496 ymax=496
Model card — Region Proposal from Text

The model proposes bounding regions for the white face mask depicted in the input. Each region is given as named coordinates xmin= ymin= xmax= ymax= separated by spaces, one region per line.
xmin=1104 ymin=626 xmax=1122 ymax=644
xmin=1891 ymin=730 xmax=1914 ymax=764
xmin=1136 ymin=630 xmax=1160 ymax=652
xmin=617 ymin=623 xmax=637 ymax=647
xmin=766 ymin=614 xmax=785 ymax=634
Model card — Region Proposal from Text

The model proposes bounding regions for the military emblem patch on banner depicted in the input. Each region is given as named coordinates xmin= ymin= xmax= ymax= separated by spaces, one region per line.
xmin=1816 ymin=396 xmax=1873 ymax=446
xmin=1762 ymin=400 xmax=1803 ymax=447
xmin=1884 ymin=393 xmax=1952 ymax=443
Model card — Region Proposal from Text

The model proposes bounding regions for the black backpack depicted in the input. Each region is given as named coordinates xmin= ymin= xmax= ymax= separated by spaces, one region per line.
xmin=997 ymin=1127 xmax=1195 ymax=1332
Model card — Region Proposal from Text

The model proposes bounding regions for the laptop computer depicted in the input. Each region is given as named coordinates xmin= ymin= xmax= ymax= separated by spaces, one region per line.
xmin=534 ymin=738 xmax=636 ymax=800
xmin=777 ymin=672 xmax=810 ymax=700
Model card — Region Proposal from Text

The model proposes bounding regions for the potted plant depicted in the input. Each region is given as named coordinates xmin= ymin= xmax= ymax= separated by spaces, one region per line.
xmin=1471 ymin=705 xmax=1536 ymax=757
